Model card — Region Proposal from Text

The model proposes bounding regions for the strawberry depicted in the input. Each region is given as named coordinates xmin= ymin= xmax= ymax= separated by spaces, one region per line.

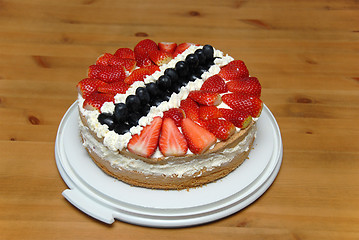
xmin=97 ymin=81 xmax=130 ymax=94
xmin=77 ymin=78 xmax=106 ymax=99
xmin=188 ymin=90 xmax=222 ymax=106
xmin=134 ymin=39 xmax=158 ymax=67
xmin=108 ymin=56 xmax=136 ymax=73
xmin=149 ymin=50 xmax=173 ymax=66
xmin=203 ymin=119 xmax=235 ymax=140
xmin=96 ymin=53 xmax=113 ymax=65
xmin=218 ymin=60 xmax=249 ymax=81
xmin=181 ymin=118 xmax=216 ymax=154
xmin=124 ymin=65 xmax=160 ymax=85
xmin=226 ymin=77 xmax=261 ymax=98
xmin=173 ymin=43 xmax=196 ymax=57
xmin=163 ymin=108 xmax=185 ymax=127
xmin=159 ymin=118 xmax=188 ymax=156
xmin=82 ymin=92 xmax=115 ymax=112
xmin=180 ymin=98 xmax=200 ymax=122
xmin=158 ymin=42 xmax=177 ymax=54
xmin=127 ymin=116 xmax=162 ymax=158
xmin=222 ymin=93 xmax=263 ymax=118
xmin=219 ymin=108 xmax=252 ymax=129
xmin=199 ymin=106 xmax=222 ymax=120
xmin=114 ymin=48 xmax=135 ymax=60
xmin=200 ymin=74 xmax=228 ymax=93
xmin=88 ymin=65 xmax=126 ymax=83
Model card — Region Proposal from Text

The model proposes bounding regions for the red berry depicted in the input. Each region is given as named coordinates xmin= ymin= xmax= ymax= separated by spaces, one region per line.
xmin=96 ymin=53 xmax=113 ymax=65
xmin=188 ymin=90 xmax=222 ymax=106
xmin=218 ymin=60 xmax=249 ymax=81
xmin=149 ymin=50 xmax=173 ymax=66
xmin=159 ymin=118 xmax=188 ymax=157
xmin=97 ymin=81 xmax=130 ymax=95
xmin=226 ymin=77 xmax=261 ymax=97
xmin=134 ymin=39 xmax=158 ymax=67
xmin=88 ymin=65 xmax=126 ymax=83
xmin=163 ymin=108 xmax=185 ymax=127
xmin=200 ymin=75 xmax=228 ymax=93
xmin=180 ymin=98 xmax=200 ymax=122
xmin=203 ymin=119 xmax=236 ymax=140
xmin=219 ymin=108 xmax=252 ymax=129
xmin=158 ymin=42 xmax=177 ymax=54
xmin=173 ymin=43 xmax=196 ymax=57
xmin=77 ymin=78 xmax=106 ymax=99
xmin=222 ymin=93 xmax=263 ymax=118
xmin=108 ymin=56 xmax=136 ymax=73
xmin=198 ymin=106 xmax=222 ymax=120
xmin=82 ymin=92 xmax=115 ymax=112
xmin=124 ymin=65 xmax=160 ymax=85
xmin=114 ymin=48 xmax=135 ymax=60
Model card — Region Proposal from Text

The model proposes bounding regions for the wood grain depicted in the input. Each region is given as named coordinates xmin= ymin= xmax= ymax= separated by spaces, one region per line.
xmin=1 ymin=0 xmax=358 ymax=239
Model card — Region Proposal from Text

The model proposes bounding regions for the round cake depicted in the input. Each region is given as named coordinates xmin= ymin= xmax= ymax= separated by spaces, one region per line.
xmin=77 ymin=39 xmax=263 ymax=190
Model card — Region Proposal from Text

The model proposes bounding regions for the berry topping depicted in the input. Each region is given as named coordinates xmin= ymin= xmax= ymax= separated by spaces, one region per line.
xmin=222 ymin=93 xmax=263 ymax=118
xmin=175 ymin=61 xmax=189 ymax=77
xmin=158 ymin=42 xmax=177 ymax=54
xmin=203 ymin=119 xmax=235 ymax=141
xmin=146 ymin=82 xmax=161 ymax=98
xmin=83 ymin=92 xmax=115 ymax=112
xmin=200 ymin=75 xmax=228 ymax=93
xmin=114 ymin=103 xmax=128 ymax=122
xmin=226 ymin=77 xmax=261 ymax=98
xmin=127 ymin=112 xmax=142 ymax=126
xmin=96 ymin=53 xmax=113 ymax=65
xmin=88 ymin=65 xmax=126 ymax=83
xmin=114 ymin=122 xmax=131 ymax=135
xmin=185 ymin=53 xmax=199 ymax=69
xmin=127 ymin=116 xmax=162 ymax=158
xmin=98 ymin=113 xmax=116 ymax=130
xmin=198 ymin=105 xmax=222 ymax=120
xmin=114 ymin=48 xmax=135 ymax=60
xmin=218 ymin=60 xmax=249 ymax=81
xmin=219 ymin=108 xmax=252 ymax=129
xmin=149 ymin=50 xmax=173 ymax=66
xmin=108 ymin=57 xmax=136 ymax=73
xmin=158 ymin=75 xmax=172 ymax=90
xmin=124 ymin=65 xmax=159 ymax=85
xmin=77 ymin=78 xmax=106 ymax=99
xmin=181 ymin=118 xmax=216 ymax=154
xmin=135 ymin=87 xmax=150 ymax=105
xmin=163 ymin=108 xmax=185 ymax=127
xmin=125 ymin=95 xmax=141 ymax=112
xmin=202 ymin=44 xmax=214 ymax=60
xmin=134 ymin=39 xmax=158 ymax=67
xmin=194 ymin=49 xmax=206 ymax=65
xmin=173 ymin=42 xmax=196 ymax=57
xmin=159 ymin=118 xmax=188 ymax=157
xmin=180 ymin=98 xmax=200 ymax=122
xmin=188 ymin=90 xmax=222 ymax=106
xmin=164 ymin=68 xmax=179 ymax=83
xmin=97 ymin=81 xmax=130 ymax=95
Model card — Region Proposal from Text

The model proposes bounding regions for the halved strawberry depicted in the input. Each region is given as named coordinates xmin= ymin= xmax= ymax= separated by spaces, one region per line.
xmin=200 ymin=75 xmax=228 ymax=93
xmin=77 ymin=78 xmax=106 ymax=98
xmin=88 ymin=65 xmax=126 ymax=83
xmin=188 ymin=90 xmax=222 ymax=106
xmin=203 ymin=119 xmax=235 ymax=140
xmin=96 ymin=53 xmax=113 ymax=65
xmin=218 ymin=60 xmax=249 ymax=81
xmin=149 ymin=50 xmax=173 ymax=66
xmin=124 ymin=65 xmax=160 ymax=85
xmin=222 ymin=93 xmax=263 ymax=118
xmin=127 ymin=116 xmax=162 ymax=158
xmin=114 ymin=48 xmax=135 ymax=60
xmin=158 ymin=42 xmax=177 ymax=54
xmin=226 ymin=77 xmax=261 ymax=97
xmin=181 ymin=118 xmax=216 ymax=154
xmin=134 ymin=39 xmax=158 ymax=67
xmin=82 ymin=92 xmax=115 ymax=112
xmin=108 ymin=56 xmax=136 ymax=73
xmin=199 ymin=105 xmax=222 ymax=120
xmin=173 ymin=43 xmax=196 ymax=57
xmin=218 ymin=108 xmax=252 ymax=129
xmin=163 ymin=108 xmax=185 ymax=127
xmin=97 ymin=81 xmax=129 ymax=94
xmin=159 ymin=118 xmax=188 ymax=156
xmin=180 ymin=98 xmax=200 ymax=122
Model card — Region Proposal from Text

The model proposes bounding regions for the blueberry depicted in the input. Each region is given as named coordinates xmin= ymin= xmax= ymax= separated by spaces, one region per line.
xmin=175 ymin=61 xmax=189 ymax=77
xmin=185 ymin=54 xmax=199 ymax=69
xmin=203 ymin=44 xmax=214 ymax=60
xmin=114 ymin=122 xmax=131 ymax=135
xmin=195 ymin=65 xmax=207 ymax=78
xmin=158 ymin=75 xmax=172 ymax=91
xmin=164 ymin=68 xmax=179 ymax=83
xmin=135 ymin=87 xmax=150 ymax=105
xmin=195 ymin=49 xmax=206 ymax=65
xmin=126 ymin=95 xmax=141 ymax=112
xmin=98 ymin=113 xmax=116 ymax=130
xmin=179 ymin=77 xmax=189 ymax=86
xmin=188 ymin=74 xmax=197 ymax=82
xmin=149 ymin=97 xmax=163 ymax=107
xmin=140 ymin=104 xmax=151 ymax=116
xmin=127 ymin=112 xmax=142 ymax=126
xmin=114 ymin=103 xmax=128 ymax=122
xmin=161 ymin=90 xmax=172 ymax=101
xmin=146 ymin=82 xmax=161 ymax=97
xmin=171 ymin=81 xmax=182 ymax=93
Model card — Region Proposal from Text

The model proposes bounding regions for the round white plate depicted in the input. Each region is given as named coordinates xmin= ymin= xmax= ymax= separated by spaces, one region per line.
xmin=55 ymin=102 xmax=282 ymax=228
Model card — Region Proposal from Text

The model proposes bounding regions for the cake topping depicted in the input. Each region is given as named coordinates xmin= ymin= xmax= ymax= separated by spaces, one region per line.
xmin=159 ymin=118 xmax=188 ymax=157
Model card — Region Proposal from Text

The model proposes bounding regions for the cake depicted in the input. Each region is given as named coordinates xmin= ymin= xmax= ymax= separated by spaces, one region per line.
xmin=77 ymin=39 xmax=263 ymax=190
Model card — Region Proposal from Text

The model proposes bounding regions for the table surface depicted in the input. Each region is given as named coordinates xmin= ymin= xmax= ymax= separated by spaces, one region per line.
xmin=1 ymin=0 xmax=358 ymax=239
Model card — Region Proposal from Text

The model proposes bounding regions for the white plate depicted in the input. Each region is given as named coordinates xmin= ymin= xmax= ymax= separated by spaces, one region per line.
xmin=55 ymin=102 xmax=282 ymax=227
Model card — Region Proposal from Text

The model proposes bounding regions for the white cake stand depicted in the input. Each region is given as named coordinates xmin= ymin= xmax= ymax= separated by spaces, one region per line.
xmin=55 ymin=102 xmax=283 ymax=228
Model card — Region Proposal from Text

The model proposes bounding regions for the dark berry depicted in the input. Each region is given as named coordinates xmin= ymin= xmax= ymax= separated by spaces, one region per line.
xmin=195 ymin=49 xmax=206 ymax=65
xmin=114 ymin=122 xmax=131 ymax=135
xmin=171 ymin=81 xmax=182 ymax=93
xmin=175 ymin=61 xmax=189 ymax=77
xmin=149 ymin=97 xmax=163 ymax=107
xmin=164 ymin=68 xmax=179 ymax=83
xmin=203 ymin=44 xmax=214 ymax=60
xmin=179 ymin=77 xmax=189 ymax=86
xmin=127 ymin=112 xmax=142 ymax=126
xmin=158 ymin=75 xmax=172 ymax=90
xmin=185 ymin=53 xmax=199 ymax=69
xmin=114 ymin=103 xmax=128 ymax=122
xmin=146 ymin=82 xmax=161 ymax=97
xmin=135 ymin=87 xmax=150 ymax=105
xmin=188 ymin=74 xmax=197 ymax=82
xmin=98 ymin=113 xmax=116 ymax=130
xmin=161 ymin=90 xmax=172 ymax=101
xmin=195 ymin=65 xmax=207 ymax=78
xmin=126 ymin=95 xmax=141 ymax=112
xmin=140 ymin=104 xmax=151 ymax=116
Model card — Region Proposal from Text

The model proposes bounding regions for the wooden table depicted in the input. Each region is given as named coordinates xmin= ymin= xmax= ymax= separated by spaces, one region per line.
xmin=1 ymin=0 xmax=358 ymax=239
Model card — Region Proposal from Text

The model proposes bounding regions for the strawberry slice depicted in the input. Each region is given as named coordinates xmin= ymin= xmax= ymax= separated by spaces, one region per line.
xmin=200 ymin=75 xmax=228 ymax=93
xmin=124 ymin=65 xmax=160 ymax=85
xmin=159 ymin=118 xmax=188 ymax=156
xmin=203 ymin=119 xmax=235 ymax=140
xmin=134 ymin=39 xmax=158 ymax=67
xmin=149 ymin=50 xmax=173 ymax=66
xmin=181 ymin=118 xmax=216 ymax=154
xmin=222 ymin=93 xmax=263 ymax=118
xmin=163 ymin=108 xmax=185 ymax=127
xmin=82 ymin=92 xmax=115 ymax=112
xmin=158 ymin=42 xmax=177 ymax=54
xmin=180 ymin=98 xmax=200 ymax=122
xmin=108 ymin=56 xmax=136 ymax=73
xmin=218 ymin=108 xmax=252 ymax=129
xmin=218 ymin=60 xmax=249 ymax=81
xmin=114 ymin=48 xmax=135 ymax=60
xmin=97 ymin=81 xmax=130 ymax=94
xmin=188 ymin=90 xmax=222 ymax=106
xmin=88 ymin=65 xmax=126 ymax=83
xmin=127 ymin=116 xmax=163 ymax=158
xmin=96 ymin=53 xmax=113 ymax=65
xmin=173 ymin=43 xmax=196 ymax=57
xmin=199 ymin=105 xmax=222 ymax=120
xmin=226 ymin=77 xmax=261 ymax=98
xmin=77 ymin=78 xmax=106 ymax=99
